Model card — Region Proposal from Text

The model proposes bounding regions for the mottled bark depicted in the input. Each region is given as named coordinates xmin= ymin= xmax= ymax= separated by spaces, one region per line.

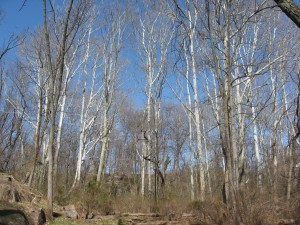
xmin=274 ymin=0 xmax=300 ymax=28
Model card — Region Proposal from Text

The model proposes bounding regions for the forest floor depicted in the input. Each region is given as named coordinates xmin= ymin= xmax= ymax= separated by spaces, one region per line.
xmin=47 ymin=216 xmax=167 ymax=225
xmin=46 ymin=217 xmax=116 ymax=225
xmin=46 ymin=214 xmax=189 ymax=225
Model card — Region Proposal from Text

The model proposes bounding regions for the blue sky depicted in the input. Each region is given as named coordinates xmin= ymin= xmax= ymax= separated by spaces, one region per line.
xmin=1 ymin=0 xmax=300 ymax=51
xmin=3 ymin=0 xmax=298 ymax=109
xmin=0 ymin=0 xmax=43 ymax=59
xmin=0 ymin=0 xmax=42 ymax=37
xmin=0 ymin=0 xmax=151 ymax=108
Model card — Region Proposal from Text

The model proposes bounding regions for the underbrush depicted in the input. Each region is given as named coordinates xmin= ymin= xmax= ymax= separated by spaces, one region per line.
xmin=242 ymin=195 xmax=300 ymax=225
xmin=46 ymin=217 xmax=113 ymax=225
xmin=55 ymin=179 xmax=300 ymax=225
xmin=187 ymin=199 xmax=232 ymax=225
xmin=186 ymin=193 xmax=300 ymax=225
xmin=64 ymin=180 xmax=113 ymax=216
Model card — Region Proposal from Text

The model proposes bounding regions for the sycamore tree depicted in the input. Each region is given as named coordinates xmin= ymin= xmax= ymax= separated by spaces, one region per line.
xmin=136 ymin=0 xmax=174 ymax=203
xmin=95 ymin=2 xmax=127 ymax=183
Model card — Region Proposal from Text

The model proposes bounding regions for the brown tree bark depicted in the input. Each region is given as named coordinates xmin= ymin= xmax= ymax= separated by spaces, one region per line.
xmin=43 ymin=0 xmax=74 ymax=216
xmin=274 ymin=0 xmax=300 ymax=28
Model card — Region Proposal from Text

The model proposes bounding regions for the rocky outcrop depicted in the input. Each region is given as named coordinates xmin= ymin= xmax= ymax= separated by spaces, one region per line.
xmin=0 ymin=173 xmax=46 ymax=225
xmin=22 ymin=204 xmax=46 ymax=225
xmin=0 ymin=209 xmax=30 ymax=225
xmin=0 ymin=173 xmax=41 ymax=203
xmin=0 ymin=201 xmax=46 ymax=225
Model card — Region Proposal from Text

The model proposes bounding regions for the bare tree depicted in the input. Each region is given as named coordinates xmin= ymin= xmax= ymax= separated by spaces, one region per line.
xmin=136 ymin=1 xmax=174 ymax=204
xmin=96 ymin=2 xmax=126 ymax=183
xmin=43 ymin=0 xmax=90 ymax=215
xmin=71 ymin=18 xmax=104 ymax=188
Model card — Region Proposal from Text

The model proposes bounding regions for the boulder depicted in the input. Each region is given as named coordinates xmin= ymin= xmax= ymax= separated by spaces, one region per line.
xmin=0 ymin=209 xmax=30 ymax=225
xmin=0 ymin=175 xmax=19 ymax=202
xmin=0 ymin=173 xmax=46 ymax=225
xmin=85 ymin=212 xmax=94 ymax=219
xmin=0 ymin=201 xmax=47 ymax=225
xmin=63 ymin=204 xmax=78 ymax=219
xmin=22 ymin=205 xmax=46 ymax=225
xmin=0 ymin=173 xmax=41 ymax=203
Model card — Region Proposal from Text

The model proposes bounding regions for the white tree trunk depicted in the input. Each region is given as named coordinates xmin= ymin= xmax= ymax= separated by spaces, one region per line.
xmin=53 ymin=85 xmax=66 ymax=185
xmin=187 ymin=6 xmax=205 ymax=201
xmin=202 ymin=119 xmax=211 ymax=195
xmin=72 ymin=86 xmax=87 ymax=187
xmin=147 ymin=96 xmax=152 ymax=193
xmin=141 ymin=140 xmax=146 ymax=196
xmin=97 ymin=108 xmax=109 ymax=182
xmin=252 ymin=105 xmax=262 ymax=190
xmin=184 ymin=42 xmax=195 ymax=201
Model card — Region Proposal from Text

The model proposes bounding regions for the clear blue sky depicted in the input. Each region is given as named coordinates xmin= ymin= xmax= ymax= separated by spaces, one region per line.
xmin=2 ymin=0 xmax=299 ymax=108
xmin=0 ymin=0 xmax=148 ymax=108
xmin=0 ymin=0 xmax=43 ymax=58
xmin=1 ymin=0 xmax=300 ymax=48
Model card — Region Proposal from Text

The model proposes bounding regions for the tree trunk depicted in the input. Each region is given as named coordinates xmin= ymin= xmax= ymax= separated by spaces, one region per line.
xmin=252 ymin=105 xmax=262 ymax=191
xmin=28 ymin=82 xmax=43 ymax=187
xmin=185 ymin=44 xmax=195 ymax=201
xmin=53 ymin=91 xmax=66 ymax=190
xmin=187 ymin=6 xmax=205 ymax=201
xmin=146 ymin=92 xmax=152 ymax=194
xmin=154 ymin=101 xmax=159 ymax=204
xmin=223 ymin=0 xmax=238 ymax=209
xmin=43 ymin=0 xmax=54 ymax=214
xmin=274 ymin=0 xmax=300 ymax=28
xmin=97 ymin=108 xmax=109 ymax=182
xmin=43 ymin=0 xmax=74 ymax=215
xmin=141 ymin=141 xmax=146 ymax=196
xmin=202 ymin=120 xmax=212 ymax=195
xmin=72 ymin=70 xmax=88 ymax=188
xmin=47 ymin=101 xmax=55 ymax=216
xmin=286 ymin=142 xmax=295 ymax=199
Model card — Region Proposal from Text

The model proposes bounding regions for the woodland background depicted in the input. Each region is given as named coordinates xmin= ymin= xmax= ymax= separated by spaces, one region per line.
xmin=0 ymin=0 xmax=300 ymax=223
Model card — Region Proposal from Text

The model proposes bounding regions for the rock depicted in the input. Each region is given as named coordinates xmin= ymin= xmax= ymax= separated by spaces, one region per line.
xmin=32 ymin=208 xmax=46 ymax=225
xmin=277 ymin=219 xmax=296 ymax=225
xmin=0 ymin=173 xmax=41 ymax=203
xmin=85 ymin=212 xmax=94 ymax=219
xmin=63 ymin=205 xmax=78 ymax=219
xmin=136 ymin=221 xmax=167 ymax=225
xmin=22 ymin=205 xmax=46 ymax=225
xmin=0 ymin=209 xmax=30 ymax=225
xmin=0 ymin=201 xmax=46 ymax=225
xmin=0 ymin=173 xmax=46 ymax=224
xmin=121 ymin=213 xmax=161 ymax=217
xmin=181 ymin=213 xmax=194 ymax=217
xmin=0 ymin=175 xmax=18 ymax=202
